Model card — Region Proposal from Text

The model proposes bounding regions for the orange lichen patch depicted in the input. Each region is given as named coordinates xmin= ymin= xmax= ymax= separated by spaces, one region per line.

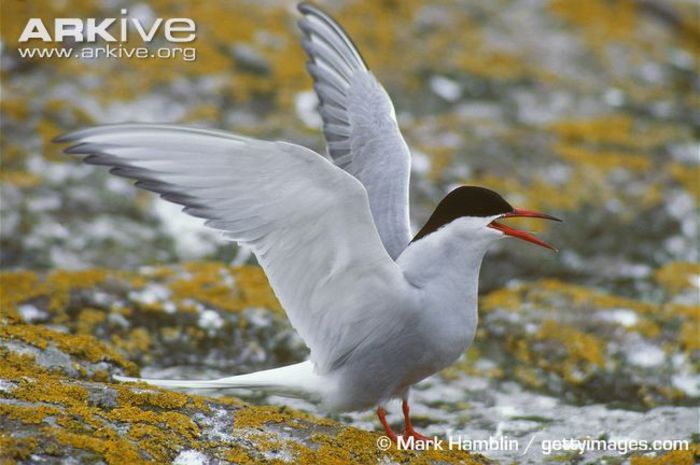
xmin=233 ymin=404 xmax=333 ymax=431
xmin=513 ymin=365 xmax=546 ymax=389
xmin=537 ymin=320 xmax=606 ymax=368
xmin=0 ymin=97 xmax=30 ymax=121
xmin=459 ymin=51 xmax=531 ymax=81
xmin=223 ymin=446 xmax=257 ymax=464
xmin=0 ymin=348 xmax=45 ymax=380
xmin=504 ymin=319 xmax=607 ymax=385
xmin=126 ymin=423 xmax=180 ymax=462
xmin=169 ymin=261 xmax=239 ymax=312
xmin=214 ymin=395 xmax=246 ymax=407
xmin=76 ymin=308 xmax=107 ymax=334
xmin=550 ymin=114 xmax=637 ymax=145
xmin=468 ymin=170 xmax=613 ymax=214
xmin=548 ymin=115 xmax=681 ymax=151
xmin=1 ymin=144 xmax=29 ymax=166
xmin=43 ymin=98 xmax=93 ymax=124
xmin=425 ymin=146 xmax=457 ymax=182
xmin=139 ymin=265 xmax=175 ymax=281
xmin=551 ymin=0 xmax=698 ymax=57
xmin=0 ymin=324 xmax=137 ymax=374
xmin=231 ymin=266 xmax=282 ymax=313
xmin=631 ymin=319 xmax=662 ymax=339
xmin=550 ymin=0 xmax=637 ymax=42
xmin=654 ymin=262 xmax=700 ymax=294
xmin=527 ymin=279 xmax=657 ymax=314
xmin=0 ymin=271 xmax=45 ymax=311
xmin=481 ymin=286 xmax=528 ymax=312
xmin=337 ymin=1 xmax=421 ymax=79
xmin=554 ymin=144 xmax=651 ymax=173
xmin=308 ymin=428 xmax=485 ymax=465
xmin=0 ymin=435 xmax=38 ymax=462
xmin=45 ymin=269 xmax=108 ymax=312
xmin=110 ymin=328 xmax=152 ymax=357
xmin=114 ymin=385 xmax=189 ymax=411
xmin=669 ymin=164 xmax=700 ymax=200
xmin=0 ymin=170 xmax=43 ymax=188
xmin=482 ymin=279 xmax=658 ymax=315
xmin=630 ymin=447 xmax=699 ymax=465
xmin=107 ymin=406 xmax=200 ymax=441
xmin=12 ymin=377 xmax=89 ymax=409
xmin=50 ymin=429 xmax=143 ymax=465
xmin=184 ymin=104 xmax=223 ymax=124
xmin=667 ymin=304 xmax=700 ymax=353
xmin=0 ymin=403 xmax=62 ymax=424
xmin=169 ymin=262 xmax=282 ymax=315
xmin=37 ymin=120 xmax=64 ymax=161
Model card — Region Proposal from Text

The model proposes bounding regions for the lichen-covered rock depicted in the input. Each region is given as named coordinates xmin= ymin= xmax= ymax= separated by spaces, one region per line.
xmin=468 ymin=277 xmax=699 ymax=407
xmin=0 ymin=268 xmax=490 ymax=465
xmin=0 ymin=349 xmax=490 ymax=464
xmin=1 ymin=265 xmax=697 ymax=464
xmin=1 ymin=264 xmax=305 ymax=374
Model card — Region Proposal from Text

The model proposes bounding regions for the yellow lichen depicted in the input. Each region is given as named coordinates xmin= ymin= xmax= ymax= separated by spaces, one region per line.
xmin=233 ymin=405 xmax=290 ymax=430
xmin=669 ymin=164 xmax=700 ymax=200
xmin=630 ymin=447 xmax=699 ymax=465
xmin=0 ymin=271 xmax=45 ymax=313
xmin=76 ymin=308 xmax=107 ymax=334
xmin=233 ymin=404 xmax=334 ymax=431
xmin=550 ymin=0 xmax=637 ymax=42
xmin=654 ymin=262 xmax=700 ymax=294
xmin=168 ymin=262 xmax=282 ymax=314
xmin=0 ymin=324 xmax=137 ymax=374
xmin=12 ymin=377 xmax=89 ymax=409
xmin=0 ymin=170 xmax=43 ymax=188
xmin=537 ymin=320 xmax=606 ymax=369
xmin=126 ymin=423 xmax=180 ymax=462
xmin=108 ymin=406 xmax=200 ymax=441
xmin=51 ymin=429 xmax=143 ymax=465
xmin=46 ymin=269 xmax=108 ymax=312
xmin=0 ymin=435 xmax=38 ymax=462
xmin=110 ymin=327 xmax=152 ymax=357
xmin=0 ymin=404 xmax=62 ymax=424
xmin=115 ymin=385 xmax=189 ymax=411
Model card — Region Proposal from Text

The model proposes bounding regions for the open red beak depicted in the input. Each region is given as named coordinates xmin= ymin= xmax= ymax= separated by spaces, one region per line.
xmin=488 ymin=209 xmax=562 ymax=251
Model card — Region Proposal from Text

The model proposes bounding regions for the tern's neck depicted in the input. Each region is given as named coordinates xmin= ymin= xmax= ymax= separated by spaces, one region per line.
xmin=397 ymin=223 xmax=489 ymax=294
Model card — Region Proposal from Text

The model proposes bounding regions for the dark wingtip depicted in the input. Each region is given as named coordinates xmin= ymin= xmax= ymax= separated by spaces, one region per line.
xmin=297 ymin=2 xmax=316 ymax=14
xmin=52 ymin=132 xmax=74 ymax=143
xmin=64 ymin=143 xmax=90 ymax=155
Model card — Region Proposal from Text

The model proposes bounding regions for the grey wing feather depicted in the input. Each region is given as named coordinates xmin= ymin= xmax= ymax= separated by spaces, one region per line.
xmin=298 ymin=3 xmax=412 ymax=259
xmin=57 ymin=124 xmax=406 ymax=373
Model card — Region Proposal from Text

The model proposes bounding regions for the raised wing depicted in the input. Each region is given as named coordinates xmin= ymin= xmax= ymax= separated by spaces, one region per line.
xmin=56 ymin=124 xmax=406 ymax=372
xmin=298 ymin=3 xmax=412 ymax=259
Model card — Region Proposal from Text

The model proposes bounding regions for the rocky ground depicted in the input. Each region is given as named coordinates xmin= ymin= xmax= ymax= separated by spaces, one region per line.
xmin=1 ymin=0 xmax=698 ymax=464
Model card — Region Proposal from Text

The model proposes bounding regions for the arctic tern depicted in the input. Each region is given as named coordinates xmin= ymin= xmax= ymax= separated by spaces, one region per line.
xmin=56 ymin=2 xmax=561 ymax=442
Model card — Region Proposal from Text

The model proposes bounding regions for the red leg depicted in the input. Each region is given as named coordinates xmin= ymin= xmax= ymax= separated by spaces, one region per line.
xmin=402 ymin=399 xmax=432 ymax=442
xmin=377 ymin=407 xmax=398 ymax=442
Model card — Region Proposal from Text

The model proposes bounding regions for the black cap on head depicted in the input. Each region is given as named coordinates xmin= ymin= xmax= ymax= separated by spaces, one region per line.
xmin=412 ymin=186 xmax=513 ymax=242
